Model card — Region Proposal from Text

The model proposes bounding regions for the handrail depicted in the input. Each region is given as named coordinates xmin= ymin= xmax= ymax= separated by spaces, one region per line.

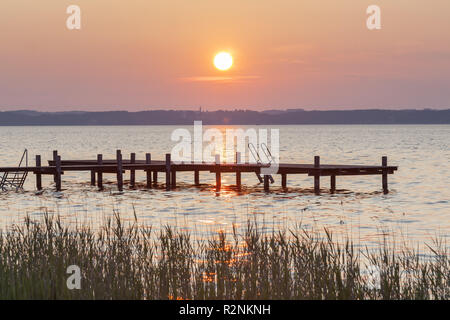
xmin=1 ymin=149 xmax=29 ymax=192
xmin=18 ymin=149 xmax=28 ymax=168
xmin=248 ymin=143 xmax=261 ymax=164
xmin=260 ymin=143 xmax=276 ymax=164
xmin=11 ymin=149 xmax=28 ymax=186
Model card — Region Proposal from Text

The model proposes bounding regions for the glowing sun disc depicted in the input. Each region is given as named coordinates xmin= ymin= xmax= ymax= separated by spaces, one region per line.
xmin=214 ymin=52 xmax=233 ymax=71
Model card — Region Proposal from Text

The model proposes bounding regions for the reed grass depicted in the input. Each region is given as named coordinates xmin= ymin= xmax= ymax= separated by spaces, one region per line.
xmin=0 ymin=212 xmax=448 ymax=300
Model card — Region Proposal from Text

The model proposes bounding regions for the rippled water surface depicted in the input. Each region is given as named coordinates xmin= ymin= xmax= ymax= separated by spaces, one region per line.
xmin=0 ymin=125 xmax=449 ymax=249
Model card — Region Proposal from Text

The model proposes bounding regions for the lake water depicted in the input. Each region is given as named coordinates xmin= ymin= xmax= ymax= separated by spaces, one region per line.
xmin=0 ymin=125 xmax=449 ymax=250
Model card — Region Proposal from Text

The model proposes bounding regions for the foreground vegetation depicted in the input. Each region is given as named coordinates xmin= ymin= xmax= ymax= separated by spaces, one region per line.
xmin=0 ymin=213 xmax=448 ymax=300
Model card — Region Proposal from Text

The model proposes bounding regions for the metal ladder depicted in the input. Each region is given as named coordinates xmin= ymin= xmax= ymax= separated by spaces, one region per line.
xmin=0 ymin=149 xmax=29 ymax=192
xmin=248 ymin=143 xmax=275 ymax=184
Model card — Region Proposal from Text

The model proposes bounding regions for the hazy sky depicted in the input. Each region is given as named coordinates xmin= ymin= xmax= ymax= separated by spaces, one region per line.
xmin=1 ymin=0 xmax=449 ymax=111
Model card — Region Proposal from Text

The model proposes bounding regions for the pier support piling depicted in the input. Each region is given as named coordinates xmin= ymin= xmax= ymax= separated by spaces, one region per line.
xmin=97 ymin=154 xmax=103 ymax=190
xmin=314 ymin=156 xmax=320 ymax=195
xmin=330 ymin=175 xmax=336 ymax=194
xmin=165 ymin=153 xmax=171 ymax=191
xmin=235 ymin=152 xmax=241 ymax=190
xmin=281 ymin=173 xmax=287 ymax=189
xmin=130 ymin=153 xmax=136 ymax=188
xmin=215 ymin=155 xmax=221 ymax=191
xmin=264 ymin=175 xmax=270 ymax=192
xmin=171 ymin=169 xmax=177 ymax=189
xmin=52 ymin=150 xmax=58 ymax=183
xmin=382 ymin=156 xmax=388 ymax=194
xmin=146 ymin=153 xmax=152 ymax=189
xmin=90 ymin=170 xmax=96 ymax=186
xmin=55 ymin=155 xmax=62 ymax=192
xmin=116 ymin=150 xmax=123 ymax=192
xmin=194 ymin=170 xmax=200 ymax=186
xmin=153 ymin=171 xmax=158 ymax=186
xmin=35 ymin=155 xmax=42 ymax=191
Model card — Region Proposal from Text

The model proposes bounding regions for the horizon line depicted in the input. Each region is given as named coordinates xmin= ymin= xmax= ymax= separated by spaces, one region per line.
xmin=1 ymin=107 xmax=450 ymax=113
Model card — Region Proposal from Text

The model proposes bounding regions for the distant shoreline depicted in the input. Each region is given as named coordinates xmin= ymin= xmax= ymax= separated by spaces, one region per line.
xmin=1 ymin=109 xmax=450 ymax=125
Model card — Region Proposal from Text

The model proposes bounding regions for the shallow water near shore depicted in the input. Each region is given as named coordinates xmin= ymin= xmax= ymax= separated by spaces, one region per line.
xmin=0 ymin=125 xmax=449 ymax=250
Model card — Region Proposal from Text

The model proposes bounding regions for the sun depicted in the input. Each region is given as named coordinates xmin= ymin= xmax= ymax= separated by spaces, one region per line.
xmin=214 ymin=52 xmax=233 ymax=71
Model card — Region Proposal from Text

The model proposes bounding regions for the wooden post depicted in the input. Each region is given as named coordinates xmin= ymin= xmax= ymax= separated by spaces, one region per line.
xmin=382 ymin=156 xmax=388 ymax=194
xmin=314 ymin=156 xmax=320 ymax=195
xmin=194 ymin=170 xmax=200 ymax=186
xmin=235 ymin=152 xmax=241 ymax=190
xmin=146 ymin=153 xmax=152 ymax=189
xmin=281 ymin=173 xmax=287 ymax=188
xmin=55 ymin=155 xmax=62 ymax=192
xmin=264 ymin=175 xmax=270 ymax=192
xmin=116 ymin=150 xmax=123 ymax=192
xmin=130 ymin=153 xmax=136 ymax=189
xmin=171 ymin=169 xmax=177 ymax=188
xmin=97 ymin=154 xmax=103 ymax=191
xmin=215 ymin=154 xmax=221 ymax=191
xmin=330 ymin=175 xmax=336 ymax=194
xmin=90 ymin=170 xmax=96 ymax=186
xmin=35 ymin=155 xmax=42 ymax=191
xmin=153 ymin=171 xmax=158 ymax=186
xmin=165 ymin=153 xmax=171 ymax=191
xmin=52 ymin=150 xmax=58 ymax=183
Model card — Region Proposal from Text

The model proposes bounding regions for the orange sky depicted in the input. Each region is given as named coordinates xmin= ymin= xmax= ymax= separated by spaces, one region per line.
xmin=1 ymin=0 xmax=449 ymax=111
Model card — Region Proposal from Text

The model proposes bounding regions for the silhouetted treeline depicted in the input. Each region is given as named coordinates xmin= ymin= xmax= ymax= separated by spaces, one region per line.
xmin=0 ymin=109 xmax=449 ymax=125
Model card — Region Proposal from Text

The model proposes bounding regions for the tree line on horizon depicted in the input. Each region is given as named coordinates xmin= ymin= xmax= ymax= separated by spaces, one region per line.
xmin=0 ymin=109 xmax=449 ymax=125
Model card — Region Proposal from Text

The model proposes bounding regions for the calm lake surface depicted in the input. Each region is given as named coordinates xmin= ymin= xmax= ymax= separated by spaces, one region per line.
xmin=0 ymin=125 xmax=449 ymax=250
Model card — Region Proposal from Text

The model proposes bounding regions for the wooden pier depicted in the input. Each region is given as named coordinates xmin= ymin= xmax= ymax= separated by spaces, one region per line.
xmin=0 ymin=150 xmax=398 ymax=195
